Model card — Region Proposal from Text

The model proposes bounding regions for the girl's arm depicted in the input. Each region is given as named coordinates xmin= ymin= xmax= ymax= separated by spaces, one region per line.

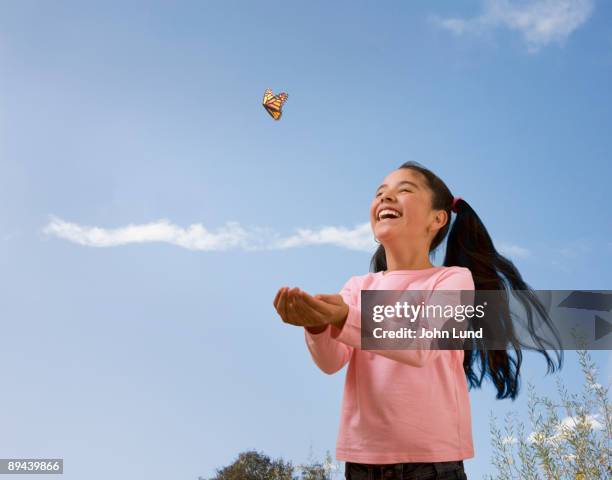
xmin=303 ymin=278 xmax=356 ymax=375
xmin=329 ymin=268 xmax=475 ymax=367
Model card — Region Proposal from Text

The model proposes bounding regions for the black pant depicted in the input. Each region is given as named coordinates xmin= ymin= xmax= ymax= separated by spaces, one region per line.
xmin=344 ymin=460 xmax=467 ymax=480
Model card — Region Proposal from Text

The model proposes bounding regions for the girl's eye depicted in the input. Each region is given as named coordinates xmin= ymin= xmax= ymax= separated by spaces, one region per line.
xmin=375 ymin=189 xmax=411 ymax=197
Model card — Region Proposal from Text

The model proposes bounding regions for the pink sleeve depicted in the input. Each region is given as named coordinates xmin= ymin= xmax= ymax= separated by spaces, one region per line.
xmin=304 ymin=277 xmax=356 ymax=375
xmin=330 ymin=268 xmax=475 ymax=367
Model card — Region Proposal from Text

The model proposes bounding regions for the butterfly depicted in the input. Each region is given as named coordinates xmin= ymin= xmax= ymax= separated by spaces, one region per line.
xmin=262 ymin=88 xmax=288 ymax=120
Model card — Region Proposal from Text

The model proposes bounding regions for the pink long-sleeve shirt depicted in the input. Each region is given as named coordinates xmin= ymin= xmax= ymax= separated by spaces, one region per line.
xmin=304 ymin=266 xmax=475 ymax=464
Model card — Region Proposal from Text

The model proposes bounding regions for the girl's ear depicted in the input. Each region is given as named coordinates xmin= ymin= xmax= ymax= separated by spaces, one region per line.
xmin=433 ymin=209 xmax=448 ymax=230
xmin=427 ymin=210 xmax=443 ymax=234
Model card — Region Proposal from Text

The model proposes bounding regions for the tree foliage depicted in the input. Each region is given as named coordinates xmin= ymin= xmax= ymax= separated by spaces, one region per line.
xmin=202 ymin=449 xmax=295 ymax=480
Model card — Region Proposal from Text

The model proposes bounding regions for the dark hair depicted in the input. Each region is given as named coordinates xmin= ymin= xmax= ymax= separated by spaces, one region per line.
xmin=370 ymin=161 xmax=563 ymax=400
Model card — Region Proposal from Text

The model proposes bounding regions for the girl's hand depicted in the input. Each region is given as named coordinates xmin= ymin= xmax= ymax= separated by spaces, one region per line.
xmin=273 ymin=287 xmax=349 ymax=330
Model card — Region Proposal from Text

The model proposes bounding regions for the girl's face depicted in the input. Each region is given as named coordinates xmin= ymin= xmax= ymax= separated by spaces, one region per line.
xmin=370 ymin=168 xmax=442 ymax=245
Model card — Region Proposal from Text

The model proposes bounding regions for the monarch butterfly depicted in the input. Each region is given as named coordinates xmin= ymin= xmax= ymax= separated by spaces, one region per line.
xmin=262 ymin=88 xmax=288 ymax=120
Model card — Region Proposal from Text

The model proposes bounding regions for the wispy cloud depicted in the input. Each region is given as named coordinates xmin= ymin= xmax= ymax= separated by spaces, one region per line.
xmin=41 ymin=216 xmax=536 ymax=259
xmin=551 ymin=239 xmax=591 ymax=259
xmin=429 ymin=0 xmax=594 ymax=53
xmin=548 ymin=238 xmax=593 ymax=271
xmin=498 ymin=243 xmax=531 ymax=258
xmin=41 ymin=215 xmax=377 ymax=252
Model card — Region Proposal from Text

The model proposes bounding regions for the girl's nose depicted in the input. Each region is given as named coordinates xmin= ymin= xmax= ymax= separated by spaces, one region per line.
xmin=380 ymin=193 xmax=394 ymax=203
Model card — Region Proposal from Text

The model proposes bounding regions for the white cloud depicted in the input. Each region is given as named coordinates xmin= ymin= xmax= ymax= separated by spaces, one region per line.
xmin=498 ymin=242 xmax=531 ymax=258
xmin=41 ymin=216 xmax=536 ymax=259
xmin=527 ymin=413 xmax=604 ymax=446
xmin=562 ymin=413 xmax=604 ymax=431
xmin=430 ymin=0 xmax=594 ymax=53
xmin=41 ymin=215 xmax=378 ymax=252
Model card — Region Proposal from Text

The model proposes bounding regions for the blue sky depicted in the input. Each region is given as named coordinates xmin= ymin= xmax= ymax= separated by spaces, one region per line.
xmin=1 ymin=1 xmax=611 ymax=478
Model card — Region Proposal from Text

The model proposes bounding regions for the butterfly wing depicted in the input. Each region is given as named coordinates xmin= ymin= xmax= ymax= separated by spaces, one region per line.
xmin=263 ymin=88 xmax=275 ymax=104
xmin=265 ymin=108 xmax=282 ymax=120
xmin=275 ymin=92 xmax=288 ymax=104
xmin=263 ymin=89 xmax=289 ymax=120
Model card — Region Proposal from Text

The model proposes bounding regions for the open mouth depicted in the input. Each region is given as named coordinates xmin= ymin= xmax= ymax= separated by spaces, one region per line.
xmin=377 ymin=208 xmax=402 ymax=222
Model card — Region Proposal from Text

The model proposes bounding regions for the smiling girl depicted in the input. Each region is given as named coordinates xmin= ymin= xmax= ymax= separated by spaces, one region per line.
xmin=273 ymin=161 xmax=563 ymax=480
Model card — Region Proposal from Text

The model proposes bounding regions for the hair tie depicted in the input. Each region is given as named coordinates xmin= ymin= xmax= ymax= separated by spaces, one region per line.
xmin=451 ymin=196 xmax=462 ymax=213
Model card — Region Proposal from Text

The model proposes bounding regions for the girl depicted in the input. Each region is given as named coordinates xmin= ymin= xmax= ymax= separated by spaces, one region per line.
xmin=273 ymin=161 xmax=563 ymax=480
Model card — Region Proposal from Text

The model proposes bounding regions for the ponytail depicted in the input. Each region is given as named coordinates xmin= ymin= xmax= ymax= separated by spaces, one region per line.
xmin=370 ymin=161 xmax=563 ymax=400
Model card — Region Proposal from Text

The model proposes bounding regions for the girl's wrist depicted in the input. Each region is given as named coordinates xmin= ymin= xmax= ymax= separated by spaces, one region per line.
xmin=330 ymin=307 xmax=349 ymax=330
xmin=330 ymin=318 xmax=346 ymax=330
xmin=305 ymin=324 xmax=328 ymax=334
